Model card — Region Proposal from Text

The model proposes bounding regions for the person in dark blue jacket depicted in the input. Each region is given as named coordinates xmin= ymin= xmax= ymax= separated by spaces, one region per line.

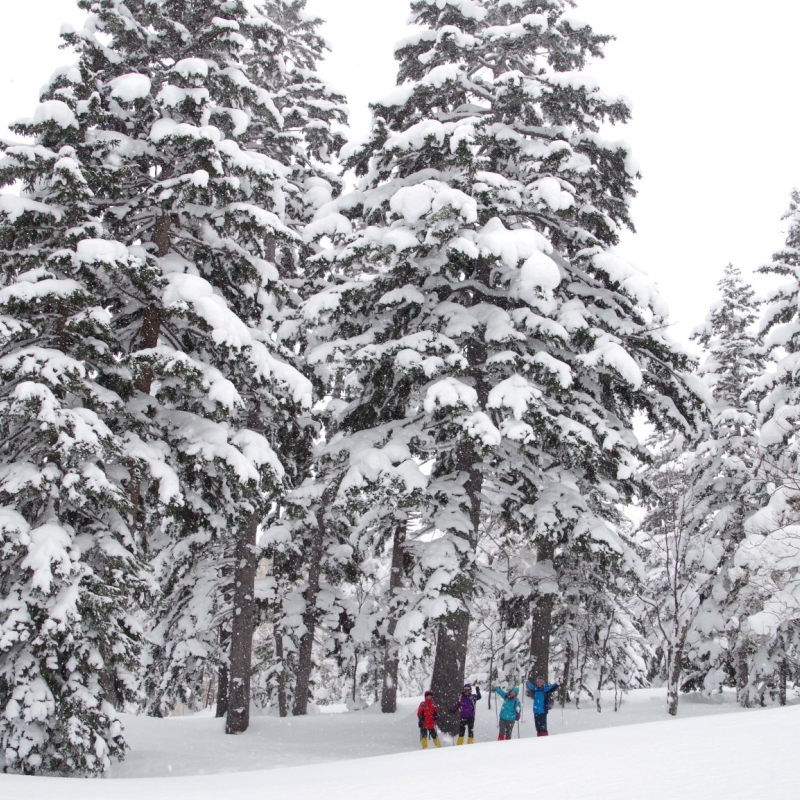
xmin=525 ymin=676 xmax=559 ymax=736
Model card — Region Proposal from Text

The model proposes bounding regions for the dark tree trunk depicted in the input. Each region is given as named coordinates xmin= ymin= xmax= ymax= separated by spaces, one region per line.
xmin=381 ymin=521 xmax=407 ymax=713
xmin=528 ymin=541 xmax=556 ymax=681
xmin=292 ymin=500 xmax=328 ymax=716
xmin=275 ymin=628 xmax=288 ymax=718
xmin=134 ymin=214 xmax=171 ymax=395
xmin=430 ymin=609 xmax=471 ymax=735
xmin=215 ymin=661 xmax=229 ymax=718
xmin=430 ymin=438 xmax=482 ymax=736
xmin=778 ymin=658 xmax=787 ymax=706
xmin=225 ymin=512 xmax=260 ymax=734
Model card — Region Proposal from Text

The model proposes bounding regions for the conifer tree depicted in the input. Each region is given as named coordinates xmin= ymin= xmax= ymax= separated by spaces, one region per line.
xmin=638 ymin=436 xmax=721 ymax=715
xmin=34 ymin=0 xmax=321 ymax=733
xmin=688 ymin=264 xmax=766 ymax=701
xmin=305 ymin=0 xmax=700 ymax=731
xmin=735 ymin=191 xmax=800 ymax=699
xmin=0 ymin=93 xmax=152 ymax=773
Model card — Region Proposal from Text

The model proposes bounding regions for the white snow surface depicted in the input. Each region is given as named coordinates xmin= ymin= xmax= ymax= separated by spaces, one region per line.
xmin=0 ymin=690 xmax=797 ymax=797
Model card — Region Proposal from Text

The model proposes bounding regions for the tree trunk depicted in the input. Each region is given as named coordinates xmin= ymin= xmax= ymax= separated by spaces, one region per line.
xmin=292 ymin=500 xmax=328 ymax=716
xmin=736 ymin=641 xmax=750 ymax=708
xmin=778 ymin=658 xmax=787 ymax=706
xmin=225 ymin=512 xmax=260 ymax=734
xmin=529 ymin=541 xmax=556 ymax=681
xmin=275 ymin=628 xmax=288 ymax=718
xmin=215 ymin=660 xmax=229 ymax=719
xmin=430 ymin=434 xmax=483 ymax=736
xmin=430 ymin=609 xmax=471 ymax=735
xmin=559 ymin=641 xmax=572 ymax=707
xmin=134 ymin=214 xmax=171 ymax=395
xmin=667 ymin=622 xmax=690 ymax=716
xmin=381 ymin=520 xmax=407 ymax=713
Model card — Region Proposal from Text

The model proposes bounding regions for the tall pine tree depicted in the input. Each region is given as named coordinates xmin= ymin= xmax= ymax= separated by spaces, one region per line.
xmin=305 ymin=0 xmax=700 ymax=730
xmin=0 ymin=91 xmax=152 ymax=774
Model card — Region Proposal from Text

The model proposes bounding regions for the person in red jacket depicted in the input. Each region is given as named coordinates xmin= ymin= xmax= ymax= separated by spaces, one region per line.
xmin=417 ymin=690 xmax=442 ymax=749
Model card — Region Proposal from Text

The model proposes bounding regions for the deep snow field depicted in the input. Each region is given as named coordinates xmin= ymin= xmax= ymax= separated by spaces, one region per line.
xmin=2 ymin=688 xmax=798 ymax=799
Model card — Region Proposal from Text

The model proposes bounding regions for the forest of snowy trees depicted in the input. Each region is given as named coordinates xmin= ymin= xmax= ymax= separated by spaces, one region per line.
xmin=1 ymin=0 xmax=799 ymax=776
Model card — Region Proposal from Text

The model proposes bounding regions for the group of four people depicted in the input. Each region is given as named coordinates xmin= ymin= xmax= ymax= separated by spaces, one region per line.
xmin=416 ymin=677 xmax=559 ymax=748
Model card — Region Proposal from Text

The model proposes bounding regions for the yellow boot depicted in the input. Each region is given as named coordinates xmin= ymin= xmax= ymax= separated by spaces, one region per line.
xmin=421 ymin=737 xmax=428 ymax=749
xmin=467 ymin=736 xmax=474 ymax=744
xmin=433 ymin=738 xmax=442 ymax=748
xmin=456 ymin=736 xmax=464 ymax=746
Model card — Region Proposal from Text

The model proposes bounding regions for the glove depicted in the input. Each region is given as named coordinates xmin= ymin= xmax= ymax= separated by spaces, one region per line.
xmin=515 ymin=712 xmax=521 ymax=721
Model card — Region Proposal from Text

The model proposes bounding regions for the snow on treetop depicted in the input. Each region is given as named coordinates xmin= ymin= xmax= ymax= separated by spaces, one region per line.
xmin=562 ymin=14 xmax=591 ymax=30
xmin=48 ymin=64 xmax=82 ymax=85
xmin=122 ymin=434 xmax=181 ymax=504
xmin=211 ymin=16 xmax=240 ymax=30
xmin=0 ymin=277 xmax=85 ymax=305
xmin=488 ymin=375 xmax=542 ymax=420
xmin=389 ymin=181 xmax=477 ymax=224
xmin=162 ymin=273 xmax=252 ymax=349
xmin=485 ymin=13 xmax=548 ymax=40
xmin=420 ymin=63 xmax=462 ymax=89
xmin=592 ymin=252 xmax=667 ymax=317
xmin=0 ymin=195 xmax=62 ymax=222
xmin=375 ymin=84 xmax=414 ymax=109
xmin=172 ymin=58 xmax=210 ymax=78
xmin=303 ymin=212 xmax=353 ymax=243
xmin=531 ymin=177 xmax=575 ymax=212
xmin=462 ymin=411 xmax=502 ymax=445
xmin=33 ymin=100 xmax=78 ymax=129
xmin=378 ymin=285 xmax=426 ymax=306
xmin=109 ymin=73 xmax=152 ymax=102
xmin=249 ymin=342 xmax=313 ymax=408
xmin=338 ymin=439 xmax=427 ymax=494
xmin=419 ymin=0 xmax=488 ymax=21
xmin=474 ymin=217 xmax=553 ymax=269
xmin=156 ymin=85 xmax=211 ymax=109
xmin=75 ymin=239 xmax=129 ymax=264
xmin=149 ymin=119 xmax=222 ymax=144
xmin=579 ymin=340 xmax=644 ymax=390
xmin=231 ymin=429 xmax=284 ymax=478
xmin=423 ymin=377 xmax=478 ymax=413
xmin=20 ymin=522 xmax=76 ymax=594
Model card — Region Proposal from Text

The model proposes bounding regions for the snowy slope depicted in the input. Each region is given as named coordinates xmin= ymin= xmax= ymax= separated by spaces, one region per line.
xmin=1 ymin=693 xmax=798 ymax=798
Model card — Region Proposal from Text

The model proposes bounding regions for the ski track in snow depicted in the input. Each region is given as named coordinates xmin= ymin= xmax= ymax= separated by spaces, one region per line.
xmin=1 ymin=689 xmax=798 ymax=798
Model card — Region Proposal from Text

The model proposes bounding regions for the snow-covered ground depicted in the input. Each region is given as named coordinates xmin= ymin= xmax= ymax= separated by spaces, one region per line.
xmin=2 ymin=689 xmax=798 ymax=798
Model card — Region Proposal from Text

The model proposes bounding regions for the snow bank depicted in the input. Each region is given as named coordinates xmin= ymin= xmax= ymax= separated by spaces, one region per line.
xmin=1 ymin=697 xmax=797 ymax=799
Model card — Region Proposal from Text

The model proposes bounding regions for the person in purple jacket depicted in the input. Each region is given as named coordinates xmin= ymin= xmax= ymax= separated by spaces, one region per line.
xmin=450 ymin=683 xmax=481 ymax=745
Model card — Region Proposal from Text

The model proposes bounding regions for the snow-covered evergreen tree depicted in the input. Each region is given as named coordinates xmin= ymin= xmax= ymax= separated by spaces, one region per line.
xmin=36 ymin=0 xmax=325 ymax=733
xmin=0 ymin=100 xmax=151 ymax=772
xmin=637 ymin=436 xmax=722 ymax=715
xmin=687 ymin=264 xmax=766 ymax=701
xmin=304 ymin=0 xmax=701 ymax=731
xmin=735 ymin=192 xmax=800 ymax=701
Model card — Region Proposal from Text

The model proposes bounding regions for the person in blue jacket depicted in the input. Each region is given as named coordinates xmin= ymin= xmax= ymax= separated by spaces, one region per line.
xmin=493 ymin=686 xmax=521 ymax=741
xmin=525 ymin=676 xmax=559 ymax=736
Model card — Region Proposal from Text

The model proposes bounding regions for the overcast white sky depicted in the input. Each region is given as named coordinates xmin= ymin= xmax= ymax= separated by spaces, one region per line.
xmin=2 ymin=0 xmax=799 ymax=347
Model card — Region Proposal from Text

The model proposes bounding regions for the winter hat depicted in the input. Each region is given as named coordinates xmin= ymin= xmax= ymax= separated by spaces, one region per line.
xmin=535 ymin=676 xmax=545 ymax=682
xmin=462 ymin=683 xmax=472 ymax=691
xmin=424 ymin=690 xmax=433 ymax=697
